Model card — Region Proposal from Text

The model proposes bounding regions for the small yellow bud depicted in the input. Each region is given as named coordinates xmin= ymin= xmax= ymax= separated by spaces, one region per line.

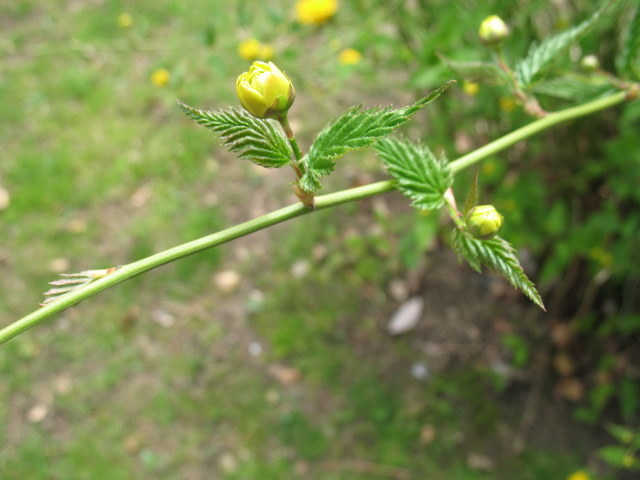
xmin=259 ymin=44 xmax=275 ymax=61
xmin=117 ymin=13 xmax=133 ymax=29
xmin=479 ymin=15 xmax=510 ymax=45
xmin=499 ymin=96 xmax=517 ymax=113
xmin=580 ymin=54 xmax=600 ymax=72
xmin=236 ymin=61 xmax=295 ymax=119
xmin=151 ymin=68 xmax=170 ymax=87
xmin=238 ymin=39 xmax=261 ymax=61
xmin=296 ymin=0 xmax=338 ymax=25
xmin=567 ymin=471 xmax=590 ymax=480
xmin=463 ymin=81 xmax=480 ymax=96
xmin=338 ymin=48 xmax=362 ymax=65
xmin=466 ymin=205 xmax=504 ymax=240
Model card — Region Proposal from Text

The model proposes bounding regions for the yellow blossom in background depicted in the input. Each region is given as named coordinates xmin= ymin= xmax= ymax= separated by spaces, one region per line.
xmin=567 ymin=470 xmax=591 ymax=480
xmin=238 ymin=39 xmax=261 ymax=61
xmin=296 ymin=0 xmax=338 ymax=25
xmin=238 ymin=39 xmax=275 ymax=61
xmin=463 ymin=81 xmax=480 ymax=96
xmin=117 ymin=13 xmax=133 ymax=29
xmin=499 ymin=96 xmax=517 ymax=112
xmin=623 ymin=455 xmax=636 ymax=468
xmin=259 ymin=44 xmax=275 ymax=61
xmin=338 ymin=48 xmax=361 ymax=65
xmin=151 ymin=68 xmax=170 ymax=87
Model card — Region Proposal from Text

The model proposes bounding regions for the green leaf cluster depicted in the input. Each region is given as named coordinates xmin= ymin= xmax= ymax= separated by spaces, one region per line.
xmin=375 ymin=138 xmax=452 ymax=210
xmin=178 ymin=102 xmax=292 ymax=168
xmin=299 ymin=81 xmax=454 ymax=193
xmin=452 ymin=229 xmax=545 ymax=310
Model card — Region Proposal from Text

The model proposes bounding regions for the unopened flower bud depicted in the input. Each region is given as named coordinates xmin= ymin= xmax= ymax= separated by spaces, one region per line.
xmin=236 ymin=61 xmax=295 ymax=119
xmin=479 ymin=15 xmax=510 ymax=45
xmin=466 ymin=205 xmax=504 ymax=239
xmin=580 ymin=54 xmax=599 ymax=72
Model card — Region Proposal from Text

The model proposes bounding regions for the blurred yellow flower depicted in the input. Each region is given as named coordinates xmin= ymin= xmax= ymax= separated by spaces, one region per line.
xmin=623 ymin=455 xmax=636 ymax=468
xmin=259 ymin=44 xmax=275 ymax=61
xmin=463 ymin=81 xmax=480 ymax=96
xmin=296 ymin=0 xmax=338 ymax=25
xmin=238 ymin=39 xmax=261 ymax=61
xmin=117 ymin=13 xmax=133 ymax=29
xmin=151 ymin=68 xmax=171 ymax=87
xmin=238 ymin=39 xmax=275 ymax=61
xmin=499 ymin=96 xmax=517 ymax=112
xmin=339 ymin=48 xmax=361 ymax=65
xmin=567 ymin=470 xmax=590 ymax=480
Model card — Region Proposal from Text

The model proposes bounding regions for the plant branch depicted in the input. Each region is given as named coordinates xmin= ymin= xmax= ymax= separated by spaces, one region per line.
xmin=0 ymin=90 xmax=631 ymax=345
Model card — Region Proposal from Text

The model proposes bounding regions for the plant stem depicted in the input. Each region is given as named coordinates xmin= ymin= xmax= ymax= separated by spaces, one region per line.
xmin=449 ymin=90 xmax=627 ymax=174
xmin=278 ymin=114 xmax=304 ymax=164
xmin=278 ymin=114 xmax=315 ymax=208
xmin=0 ymin=90 xmax=631 ymax=345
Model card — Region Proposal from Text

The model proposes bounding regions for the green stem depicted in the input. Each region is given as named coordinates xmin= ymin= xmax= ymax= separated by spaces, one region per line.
xmin=449 ymin=90 xmax=627 ymax=174
xmin=278 ymin=114 xmax=303 ymax=164
xmin=0 ymin=90 xmax=631 ymax=345
xmin=278 ymin=113 xmax=315 ymax=208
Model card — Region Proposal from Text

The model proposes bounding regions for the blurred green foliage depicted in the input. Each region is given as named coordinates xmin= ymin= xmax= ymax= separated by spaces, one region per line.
xmin=1 ymin=0 xmax=638 ymax=479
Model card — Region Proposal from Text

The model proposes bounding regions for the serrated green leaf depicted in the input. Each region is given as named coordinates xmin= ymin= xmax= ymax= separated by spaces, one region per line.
xmin=462 ymin=169 xmax=479 ymax=217
xmin=515 ymin=2 xmax=612 ymax=86
xmin=452 ymin=229 xmax=545 ymax=310
xmin=439 ymin=55 xmax=509 ymax=84
xmin=616 ymin=6 xmax=640 ymax=80
xmin=375 ymin=138 xmax=452 ymax=210
xmin=178 ymin=101 xmax=292 ymax=168
xmin=299 ymin=81 xmax=455 ymax=192
xmin=532 ymin=74 xmax=614 ymax=101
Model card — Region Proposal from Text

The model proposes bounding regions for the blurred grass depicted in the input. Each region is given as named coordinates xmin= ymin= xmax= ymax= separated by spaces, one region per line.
xmin=0 ymin=0 xmax=625 ymax=479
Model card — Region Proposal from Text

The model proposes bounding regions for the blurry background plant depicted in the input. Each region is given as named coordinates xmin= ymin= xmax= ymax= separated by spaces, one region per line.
xmin=1 ymin=0 xmax=638 ymax=479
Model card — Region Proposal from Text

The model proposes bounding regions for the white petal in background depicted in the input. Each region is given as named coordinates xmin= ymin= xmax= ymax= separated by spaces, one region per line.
xmin=387 ymin=297 xmax=424 ymax=335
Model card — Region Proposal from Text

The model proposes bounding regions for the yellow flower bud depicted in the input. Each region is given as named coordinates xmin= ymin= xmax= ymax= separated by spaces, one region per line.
xmin=236 ymin=61 xmax=295 ymax=119
xmin=567 ymin=471 xmax=590 ymax=480
xmin=296 ymin=0 xmax=338 ymax=25
xmin=466 ymin=205 xmax=504 ymax=240
xmin=338 ymin=48 xmax=362 ymax=65
xmin=479 ymin=15 xmax=510 ymax=45
xmin=499 ymin=96 xmax=517 ymax=113
xmin=463 ymin=81 xmax=480 ymax=96
xmin=259 ymin=44 xmax=275 ymax=61
xmin=117 ymin=13 xmax=133 ymax=29
xmin=151 ymin=68 xmax=170 ymax=87
xmin=238 ymin=39 xmax=261 ymax=61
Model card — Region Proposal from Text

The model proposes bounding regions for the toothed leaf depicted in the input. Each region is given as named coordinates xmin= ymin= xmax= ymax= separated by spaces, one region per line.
xmin=375 ymin=138 xmax=452 ymax=210
xmin=299 ymin=81 xmax=454 ymax=193
xmin=178 ymin=102 xmax=292 ymax=168
xmin=452 ymin=229 xmax=545 ymax=310
xmin=515 ymin=2 xmax=612 ymax=86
